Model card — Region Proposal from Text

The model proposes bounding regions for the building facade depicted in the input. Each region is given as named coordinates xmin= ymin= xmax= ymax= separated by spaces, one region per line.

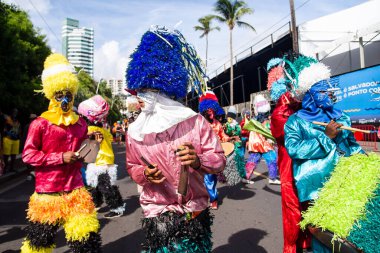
xmin=106 ymin=79 xmax=125 ymax=96
xmin=106 ymin=79 xmax=128 ymax=115
xmin=62 ymin=18 xmax=94 ymax=77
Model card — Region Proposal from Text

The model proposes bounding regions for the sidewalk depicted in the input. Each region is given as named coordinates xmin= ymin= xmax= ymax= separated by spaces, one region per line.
xmin=0 ymin=154 xmax=29 ymax=185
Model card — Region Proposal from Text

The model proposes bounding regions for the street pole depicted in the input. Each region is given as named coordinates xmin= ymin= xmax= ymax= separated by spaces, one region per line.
xmin=96 ymin=78 xmax=102 ymax=94
xmin=289 ymin=0 xmax=299 ymax=54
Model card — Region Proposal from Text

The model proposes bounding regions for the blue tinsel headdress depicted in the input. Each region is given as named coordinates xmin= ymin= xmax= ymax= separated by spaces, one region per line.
xmin=198 ymin=91 xmax=224 ymax=115
xmin=126 ymin=26 xmax=207 ymax=99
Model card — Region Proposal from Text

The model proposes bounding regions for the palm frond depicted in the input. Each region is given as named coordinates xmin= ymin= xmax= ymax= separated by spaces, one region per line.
xmin=232 ymin=1 xmax=247 ymax=15
xmin=194 ymin=25 xmax=205 ymax=31
xmin=236 ymin=21 xmax=255 ymax=31
xmin=195 ymin=14 xmax=221 ymax=37
xmin=202 ymin=15 xmax=216 ymax=23
xmin=214 ymin=0 xmax=233 ymax=19
xmin=212 ymin=14 xmax=228 ymax=23
xmin=236 ymin=7 xmax=253 ymax=20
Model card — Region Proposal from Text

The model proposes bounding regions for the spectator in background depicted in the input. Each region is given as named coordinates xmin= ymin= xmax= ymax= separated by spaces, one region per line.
xmin=126 ymin=92 xmax=141 ymax=125
xmin=3 ymin=108 xmax=21 ymax=173
xmin=113 ymin=121 xmax=123 ymax=145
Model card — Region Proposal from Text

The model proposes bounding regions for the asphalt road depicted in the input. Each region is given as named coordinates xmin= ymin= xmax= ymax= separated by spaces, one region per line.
xmin=0 ymin=144 xmax=283 ymax=253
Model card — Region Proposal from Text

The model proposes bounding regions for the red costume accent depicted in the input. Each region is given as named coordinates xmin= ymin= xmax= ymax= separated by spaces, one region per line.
xmin=271 ymin=92 xmax=310 ymax=252
xmin=239 ymin=117 xmax=250 ymax=139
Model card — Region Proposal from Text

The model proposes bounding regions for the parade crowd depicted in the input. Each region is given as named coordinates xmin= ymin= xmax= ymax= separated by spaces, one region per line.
xmin=3 ymin=26 xmax=378 ymax=253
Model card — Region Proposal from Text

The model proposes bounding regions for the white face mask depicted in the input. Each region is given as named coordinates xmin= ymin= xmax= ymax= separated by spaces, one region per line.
xmin=128 ymin=91 xmax=197 ymax=141
xmin=137 ymin=91 xmax=158 ymax=114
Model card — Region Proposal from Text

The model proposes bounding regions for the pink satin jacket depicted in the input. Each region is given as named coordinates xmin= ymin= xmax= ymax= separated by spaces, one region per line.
xmin=22 ymin=117 xmax=87 ymax=193
xmin=126 ymin=114 xmax=226 ymax=218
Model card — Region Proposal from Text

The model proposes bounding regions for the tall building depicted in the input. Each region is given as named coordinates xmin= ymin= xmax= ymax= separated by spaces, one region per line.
xmin=62 ymin=18 xmax=94 ymax=77
xmin=106 ymin=79 xmax=125 ymax=96
xmin=106 ymin=79 xmax=128 ymax=115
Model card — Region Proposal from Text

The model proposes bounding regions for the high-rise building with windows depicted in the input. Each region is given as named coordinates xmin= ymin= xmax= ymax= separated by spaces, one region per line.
xmin=106 ymin=79 xmax=128 ymax=115
xmin=62 ymin=18 xmax=94 ymax=77
xmin=106 ymin=79 xmax=125 ymax=96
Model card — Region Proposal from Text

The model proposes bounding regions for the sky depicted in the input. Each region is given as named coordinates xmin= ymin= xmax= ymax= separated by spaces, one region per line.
xmin=4 ymin=0 xmax=368 ymax=81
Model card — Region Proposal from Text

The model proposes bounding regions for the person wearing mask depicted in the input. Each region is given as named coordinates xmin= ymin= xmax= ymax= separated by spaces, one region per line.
xmin=21 ymin=54 xmax=101 ymax=252
xmin=126 ymin=26 xmax=226 ymax=252
xmin=284 ymin=58 xmax=363 ymax=253
xmin=78 ymin=95 xmax=126 ymax=219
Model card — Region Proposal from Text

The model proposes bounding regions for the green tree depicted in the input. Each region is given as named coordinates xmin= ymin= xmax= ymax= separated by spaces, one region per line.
xmin=194 ymin=15 xmax=220 ymax=70
xmin=0 ymin=2 xmax=51 ymax=122
xmin=75 ymin=68 xmax=97 ymax=104
xmin=212 ymin=0 xmax=255 ymax=105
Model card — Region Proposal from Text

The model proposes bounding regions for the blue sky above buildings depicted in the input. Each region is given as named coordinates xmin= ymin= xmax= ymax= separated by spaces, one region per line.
xmin=5 ymin=0 xmax=367 ymax=80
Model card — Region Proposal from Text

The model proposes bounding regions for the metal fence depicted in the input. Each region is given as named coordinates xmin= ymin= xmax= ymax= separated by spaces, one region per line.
xmin=352 ymin=124 xmax=378 ymax=151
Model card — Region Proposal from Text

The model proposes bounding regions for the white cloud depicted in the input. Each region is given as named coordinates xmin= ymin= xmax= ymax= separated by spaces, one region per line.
xmin=94 ymin=40 xmax=128 ymax=81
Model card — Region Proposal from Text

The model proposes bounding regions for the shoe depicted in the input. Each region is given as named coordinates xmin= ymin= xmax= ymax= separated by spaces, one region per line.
xmin=242 ymin=178 xmax=254 ymax=184
xmin=268 ymin=179 xmax=281 ymax=185
xmin=104 ymin=211 xmax=122 ymax=219
xmin=209 ymin=201 xmax=218 ymax=210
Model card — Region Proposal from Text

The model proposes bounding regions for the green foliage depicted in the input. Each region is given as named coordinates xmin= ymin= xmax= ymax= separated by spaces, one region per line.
xmin=212 ymin=0 xmax=255 ymax=31
xmin=0 ymin=2 xmax=51 ymax=123
xmin=194 ymin=15 xmax=220 ymax=38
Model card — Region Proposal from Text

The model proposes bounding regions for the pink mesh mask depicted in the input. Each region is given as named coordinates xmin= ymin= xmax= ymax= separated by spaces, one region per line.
xmin=78 ymin=95 xmax=110 ymax=123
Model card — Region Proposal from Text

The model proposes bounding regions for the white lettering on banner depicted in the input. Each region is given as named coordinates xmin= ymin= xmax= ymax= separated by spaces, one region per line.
xmin=347 ymin=81 xmax=379 ymax=91
xmin=358 ymin=118 xmax=377 ymax=124
xmin=369 ymin=87 xmax=380 ymax=93
xmin=347 ymin=89 xmax=368 ymax=97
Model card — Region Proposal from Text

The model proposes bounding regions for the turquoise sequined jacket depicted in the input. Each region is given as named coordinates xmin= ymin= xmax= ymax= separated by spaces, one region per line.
xmin=284 ymin=113 xmax=363 ymax=202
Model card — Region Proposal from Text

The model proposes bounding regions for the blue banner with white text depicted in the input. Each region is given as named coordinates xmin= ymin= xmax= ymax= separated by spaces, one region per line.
xmin=332 ymin=64 xmax=380 ymax=124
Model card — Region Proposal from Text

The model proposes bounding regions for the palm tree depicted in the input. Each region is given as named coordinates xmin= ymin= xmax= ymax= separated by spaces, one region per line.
xmin=194 ymin=15 xmax=220 ymax=71
xmin=212 ymin=0 xmax=255 ymax=105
